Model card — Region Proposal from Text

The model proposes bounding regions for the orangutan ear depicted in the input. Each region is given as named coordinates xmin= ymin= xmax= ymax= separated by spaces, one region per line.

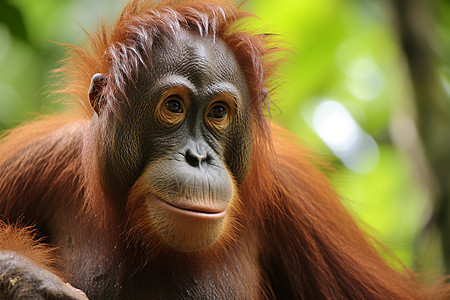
xmin=88 ymin=73 xmax=106 ymax=115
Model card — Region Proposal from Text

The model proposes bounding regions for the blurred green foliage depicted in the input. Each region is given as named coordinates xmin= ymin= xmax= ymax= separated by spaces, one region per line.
xmin=0 ymin=0 xmax=448 ymax=274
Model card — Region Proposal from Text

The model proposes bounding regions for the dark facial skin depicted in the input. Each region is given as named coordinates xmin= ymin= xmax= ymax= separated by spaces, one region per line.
xmin=90 ymin=30 xmax=252 ymax=252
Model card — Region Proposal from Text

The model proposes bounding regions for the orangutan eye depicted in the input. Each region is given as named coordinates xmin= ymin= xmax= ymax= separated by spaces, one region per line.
xmin=165 ymin=97 xmax=184 ymax=114
xmin=205 ymin=99 xmax=235 ymax=132
xmin=207 ymin=104 xmax=227 ymax=119
xmin=157 ymin=92 xmax=188 ymax=127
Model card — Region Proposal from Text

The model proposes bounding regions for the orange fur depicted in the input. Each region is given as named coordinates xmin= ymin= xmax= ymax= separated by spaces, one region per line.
xmin=0 ymin=0 xmax=448 ymax=299
xmin=241 ymin=124 xmax=425 ymax=298
xmin=0 ymin=222 xmax=60 ymax=276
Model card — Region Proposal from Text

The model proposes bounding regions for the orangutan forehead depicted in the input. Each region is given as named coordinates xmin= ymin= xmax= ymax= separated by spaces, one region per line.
xmin=148 ymin=30 xmax=244 ymax=89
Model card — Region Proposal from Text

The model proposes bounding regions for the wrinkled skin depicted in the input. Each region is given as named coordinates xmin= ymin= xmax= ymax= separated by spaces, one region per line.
xmin=92 ymin=30 xmax=252 ymax=252
xmin=0 ymin=251 xmax=88 ymax=300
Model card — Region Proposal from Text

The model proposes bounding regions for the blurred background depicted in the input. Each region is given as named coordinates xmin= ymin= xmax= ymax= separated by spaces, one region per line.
xmin=0 ymin=0 xmax=448 ymax=278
